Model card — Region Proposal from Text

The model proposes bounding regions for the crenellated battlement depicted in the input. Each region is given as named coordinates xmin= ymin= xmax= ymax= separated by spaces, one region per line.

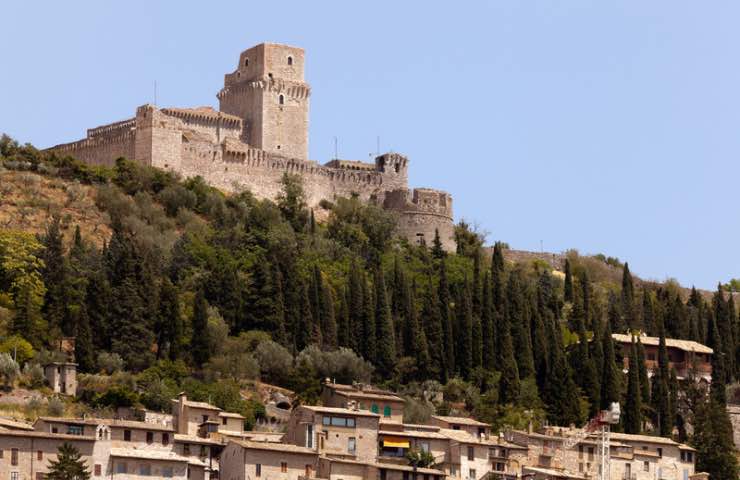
xmin=45 ymin=41 xmax=456 ymax=251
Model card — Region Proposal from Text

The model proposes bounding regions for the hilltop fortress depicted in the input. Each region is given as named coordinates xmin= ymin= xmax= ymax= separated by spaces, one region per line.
xmin=50 ymin=43 xmax=455 ymax=250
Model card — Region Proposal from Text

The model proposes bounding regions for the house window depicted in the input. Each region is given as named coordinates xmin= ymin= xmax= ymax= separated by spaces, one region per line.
xmin=51 ymin=427 xmax=58 ymax=434
xmin=371 ymin=404 xmax=379 ymax=414
xmin=202 ymin=415 xmax=209 ymax=423
xmin=288 ymin=56 xmax=293 ymax=65
xmin=578 ymin=445 xmax=584 ymax=459
xmin=67 ymin=425 xmax=83 ymax=435
xmin=643 ymin=461 xmax=649 ymax=472
xmin=162 ymin=467 xmax=173 ymax=478
xmin=450 ymin=465 xmax=457 ymax=476
xmin=11 ymin=448 xmax=18 ymax=466
xmin=420 ymin=442 xmax=430 ymax=453
xmin=588 ymin=446 xmax=595 ymax=460
xmin=162 ymin=433 xmax=169 ymax=446
xmin=306 ymin=424 xmax=314 ymax=448
xmin=116 ymin=463 xmax=127 ymax=474
xmin=94 ymin=465 xmax=102 ymax=476
xmin=222 ymin=417 xmax=227 ymax=425
xmin=255 ymin=464 xmax=261 ymax=477
xmin=37 ymin=450 xmax=43 ymax=460
xmin=11 ymin=473 xmax=18 ymax=480
xmin=36 ymin=473 xmax=45 ymax=480
xmin=467 ymin=446 xmax=474 ymax=461
xmin=281 ymin=462 xmax=288 ymax=473
xmin=139 ymin=464 xmax=151 ymax=476
xmin=146 ymin=432 xmax=154 ymax=444
xmin=124 ymin=429 xmax=131 ymax=441
xmin=657 ymin=448 xmax=663 ymax=458
xmin=468 ymin=469 xmax=476 ymax=480
xmin=279 ymin=95 xmax=284 ymax=105
xmin=183 ymin=444 xmax=191 ymax=456
xmin=348 ymin=437 xmax=356 ymax=454
xmin=383 ymin=406 xmax=392 ymax=418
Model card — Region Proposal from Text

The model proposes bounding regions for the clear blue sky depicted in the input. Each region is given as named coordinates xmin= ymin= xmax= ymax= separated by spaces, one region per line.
xmin=2 ymin=2 xmax=738 ymax=290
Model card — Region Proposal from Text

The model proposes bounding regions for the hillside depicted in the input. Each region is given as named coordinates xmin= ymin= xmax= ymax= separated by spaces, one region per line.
xmin=0 ymin=134 xmax=738 ymax=477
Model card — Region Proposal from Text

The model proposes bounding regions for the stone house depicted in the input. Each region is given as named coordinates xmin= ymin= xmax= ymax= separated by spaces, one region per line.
xmin=220 ymin=440 xmax=319 ymax=480
xmin=43 ymin=362 xmax=77 ymax=396
xmin=428 ymin=416 xmax=491 ymax=440
xmin=612 ymin=334 xmax=713 ymax=383
xmin=321 ymin=382 xmax=405 ymax=424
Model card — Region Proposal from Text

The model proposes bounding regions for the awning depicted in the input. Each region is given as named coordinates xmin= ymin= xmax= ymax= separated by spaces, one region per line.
xmin=383 ymin=436 xmax=410 ymax=449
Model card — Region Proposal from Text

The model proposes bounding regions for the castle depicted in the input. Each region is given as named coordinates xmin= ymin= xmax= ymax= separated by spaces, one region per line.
xmin=49 ymin=43 xmax=456 ymax=251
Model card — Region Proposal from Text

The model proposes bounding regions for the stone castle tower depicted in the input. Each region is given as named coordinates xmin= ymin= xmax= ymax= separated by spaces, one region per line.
xmin=218 ymin=43 xmax=310 ymax=160
xmin=49 ymin=42 xmax=456 ymax=251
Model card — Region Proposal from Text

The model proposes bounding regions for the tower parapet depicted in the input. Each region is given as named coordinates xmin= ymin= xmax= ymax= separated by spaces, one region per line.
xmin=383 ymin=188 xmax=455 ymax=251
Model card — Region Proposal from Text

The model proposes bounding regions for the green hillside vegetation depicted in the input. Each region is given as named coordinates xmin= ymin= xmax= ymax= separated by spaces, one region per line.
xmin=0 ymin=134 xmax=737 ymax=477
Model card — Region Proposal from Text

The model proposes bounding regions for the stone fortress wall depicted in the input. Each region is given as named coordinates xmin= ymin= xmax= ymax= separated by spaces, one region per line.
xmin=49 ymin=42 xmax=455 ymax=250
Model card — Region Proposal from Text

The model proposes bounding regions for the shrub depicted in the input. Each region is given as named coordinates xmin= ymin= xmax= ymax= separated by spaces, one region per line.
xmin=97 ymin=352 xmax=124 ymax=374
xmin=295 ymin=346 xmax=373 ymax=385
xmin=254 ymin=340 xmax=293 ymax=386
xmin=47 ymin=396 xmax=65 ymax=417
xmin=22 ymin=362 xmax=45 ymax=388
xmin=0 ymin=353 xmax=20 ymax=388
xmin=0 ymin=335 xmax=34 ymax=365
xmin=158 ymin=185 xmax=198 ymax=217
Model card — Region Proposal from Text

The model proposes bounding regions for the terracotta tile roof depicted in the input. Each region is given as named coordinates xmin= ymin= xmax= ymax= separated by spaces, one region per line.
xmin=325 ymin=457 xmax=445 ymax=476
xmin=431 ymin=415 xmax=489 ymax=427
xmin=0 ymin=429 xmax=95 ymax=441
xmin=378 ymin=429 xmax=448 ymax=440
xmin=612 ymin=334 xmax=713 ymax=355
xmin=171 ymin=398 xmax=222 ymax=411
xmin=110 ymin=448 xmax=189 ymax=462
xmin=173 ymin=434 xmax=223 ymax=446
xmin=0 ymin=417 xmax=34 ymax=430
xmin=218 ymin=411 xmax=245 ymax=419
xmin=606 ymin=432 xmax=679 ymax=446
xmin=36 ymin=416 xmax=174 ymax=432
xmin=300 ymin=405 xmax=381 ymax=418
xmin=232 ymin=439 xmax=319 ymax=455
xmin=523 ymin=466 xmax=587 ymax=479
xmin=335 ymin=390 xmax=404 ymax=402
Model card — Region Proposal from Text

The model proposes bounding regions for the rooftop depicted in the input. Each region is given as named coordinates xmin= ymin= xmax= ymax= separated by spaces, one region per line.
xmin=232 ymin=439 xmax=318 ymax=455
xmin=431 ymin=415 xmax=489 ymax=427
xmin=300 ymin=405 xmax=381 ymax=418
xmin=0 ymin=429 xmax=95 ymax=441
xmin=36 ymin=416 xmax=174 ymax=432
xmin=612 ymin=333 xmax=713 ymax=355
xmin=0 ymin=417 xmax=34 ymax=431
xmin=523 ymin=466 xmax=587 ymax=480
xmin=172 ymin=397 xmax=222 ymax=411
xmin=110 ymin=448 xmax=189 ymax=462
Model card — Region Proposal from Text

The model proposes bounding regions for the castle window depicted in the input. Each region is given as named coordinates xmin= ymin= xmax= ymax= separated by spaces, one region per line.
xmin=244 ymin=58 xmax=249 ymax=67
xmin=287 ymin=56 xmax=293 ymax=65
xmin=279 ymin=94 xmax=284 ymax=105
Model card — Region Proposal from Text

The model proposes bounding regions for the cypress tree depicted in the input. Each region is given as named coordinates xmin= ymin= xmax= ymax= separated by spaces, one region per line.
xmin=601 ymin=321 xmax=621 ymax=409
xmin=271 ymin=264 xmax=288 ymax=346
xmin=348 ymin=261 xmax=364 ymax=354
xmin=542 ymin=311 xmax=582 ymax=426
xmin=438 ymin=260 xmax=455 ymax=375
xmin=431 ymin=228 xmax=446 ymax=260
xmin=337 ymin=286 xmax=351 ymax=349
xmin=507 ymin=271 xmax=534 ymax=379
xmin=190 ymin=287 xmax=211 ymax=366
xmin=651 ymin=318 xmax=672 ymax=437
xmin=362 ymin=276 xmax=376 ymax=363
xmin=158 ymin=278 xmax=183 ymax=361
xmin=481 ymin=271 xmax=496 ymax=368
xmin=713 ymin=284 xmax=736 ymax=381
xmin=374 ymin=268 xmax=397 ymax=376
xmin=564 ymin=258 xmax=574 ymax=303
xmin=320 ymin=279 xmax=337 ymax=349
xmin=403 ymin=278 xmax=419 ymax=359
xmin=455 ymin=282 xmax=474 ymax=378
xmin=621 ymin=263 xmax=636 ymax=330
xmin=498 ymin=312 xmax=520 ymax=404
xmin=409 ymin=283 xmax=430 ymax=378
xmin=491 ymin=242 xmax=505 ymax=312
xmin=636 ymin=337 xmax=650 ymax=406
xmin=422 ymin=277 xmax=447 ymax=382
xmin=41 ymin=217 xmax=71 ymax=337
xmin=642 ymin=289 xmax=655 ymax=335
xmin=623 ymin=338 xmax=642 ymax=434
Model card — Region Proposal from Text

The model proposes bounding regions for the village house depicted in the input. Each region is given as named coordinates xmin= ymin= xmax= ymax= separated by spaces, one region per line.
xmin=321 ymin=382 xmax=405 ymax=424
xmin=612 ymin=333 xmax=713 ymax=383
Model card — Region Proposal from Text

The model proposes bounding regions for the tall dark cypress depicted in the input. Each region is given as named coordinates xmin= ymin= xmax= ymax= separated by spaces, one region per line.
xmin=41 ymin=217 xmax=68 ymax=337
xmin=337 ymin=286 xmax=351 ymax=349
xmin=481 ymin=271 xmax=495 ymax=368
xmin=621 ymin=263 xmax=636 ymax=330
xmin=507 ymin=271 xmax=534 ymax=379
xmin=623 ymin=337 xmax=642 ymax=434
xmin=190 ymin=287 xmax=211 ymax=366
xmin=362 ymin=276 xmax=376 ymax=363
xmin=320 ymin=279 xmax=337 ymax=349
xmin=642 ymin=289 xmax=655 ymax=335
xmin=348 ymin=261 xmax=364 ymax=354
xmin=713 ymin=284 xmax=736 ymax=381
xmin=491 ymin=242 xmax=506 ymax=312
xmin=271 ymin=265 xmax=288 ymax=346
xmin=431 ymin=228 xmax=446 ymax=260
xmin=498 ymin=311 xmax=520 ymax=404
xmin=438 ymin=260 xmax=455 ymax=375
xmin=374 ymin=268 xmax=396 ymax=376
xmin=542 ymin=311 xmax=581 ymax=426
xmin=422 ymin=277 xmax=447 ymax=382
xmin=158 ymin=278 xmax=183 ymax=361
xmin=651 ymin=318 xmax=672 ymax=437
xmin=563 ymin=259 xmax=574 ymax=303
xmin=635 ymin=337 xmax=650 ymax=406
xmin=600 ymin=321 xmax=621 ymax=409
xmin=455 ymin=282 xmax=474 ymax=378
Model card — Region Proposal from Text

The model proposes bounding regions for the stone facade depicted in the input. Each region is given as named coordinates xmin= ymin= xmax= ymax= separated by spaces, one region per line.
xmin=48 ymin=42 xmax=455 ymax=251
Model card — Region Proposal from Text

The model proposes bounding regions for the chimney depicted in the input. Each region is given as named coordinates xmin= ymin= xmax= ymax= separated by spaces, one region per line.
xmin=176 ymin=392 xmax=188 ymax=434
